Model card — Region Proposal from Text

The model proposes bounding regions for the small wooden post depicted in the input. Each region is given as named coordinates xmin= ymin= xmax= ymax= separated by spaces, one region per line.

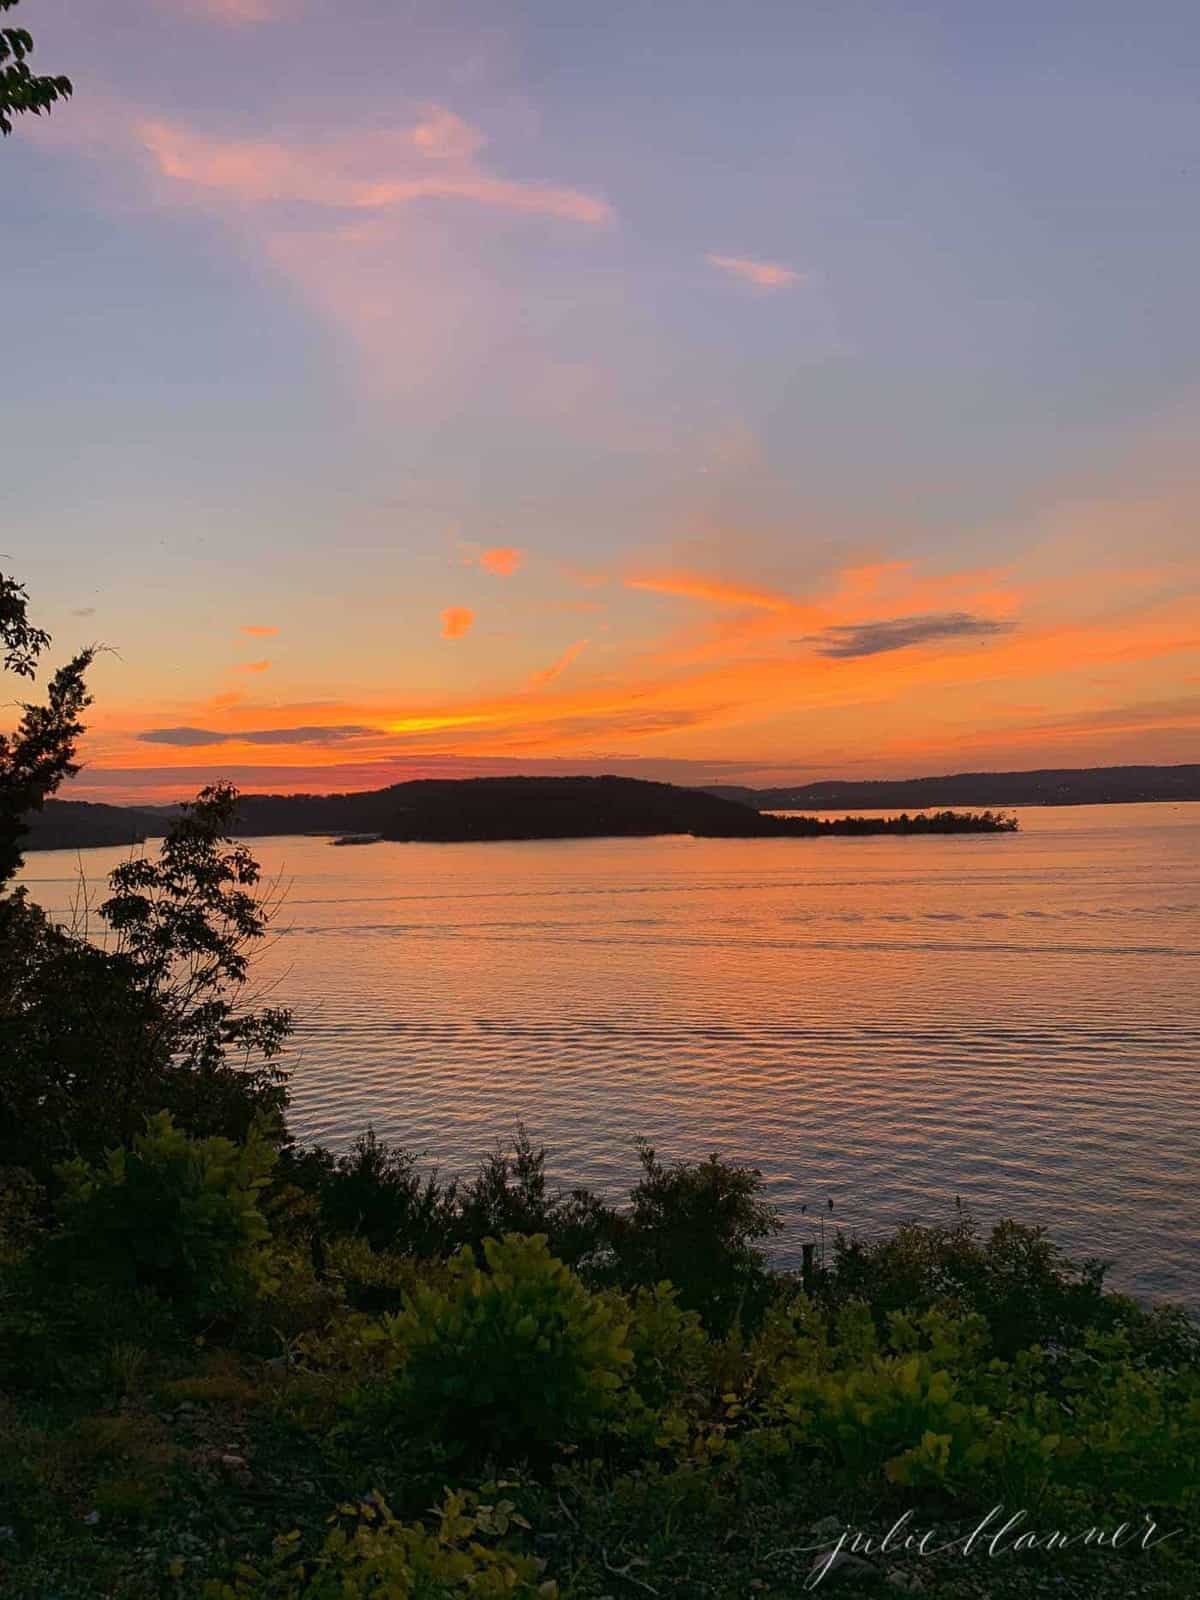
xmin=801 ymin=1241 xmax=815 ymax=1294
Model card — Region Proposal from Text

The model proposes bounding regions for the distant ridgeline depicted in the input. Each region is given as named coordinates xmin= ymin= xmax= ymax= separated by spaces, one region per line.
xmin=704 ymin=762 xmax=1200 ymax=811
xmin=22 ymin=775 xmax=1021 ymax=852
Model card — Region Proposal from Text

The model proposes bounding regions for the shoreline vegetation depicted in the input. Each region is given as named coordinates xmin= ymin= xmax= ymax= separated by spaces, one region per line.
xmin=3 ymin=571 xmax=1197 ymax=1598
xmin=23 ymin=776 xmax=1018 ymax=854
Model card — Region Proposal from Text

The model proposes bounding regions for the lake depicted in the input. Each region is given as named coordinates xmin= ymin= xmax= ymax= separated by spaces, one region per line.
xmin=18 ymin=802 xmax=1200 ymax=1307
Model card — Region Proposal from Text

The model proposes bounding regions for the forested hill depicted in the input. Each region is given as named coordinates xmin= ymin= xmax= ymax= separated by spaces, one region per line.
xmin=235 ymin=776 xmax=784 ymax=841
xmin=24 ymin=775 xmax=1013 ymax=852
xmin=21 ymin=778 xmax=797 ymax=851
xmin=17 ymin=799 xmax=170 ymax=852
xmin=705 ymin=763 xmax=1200 ymax=811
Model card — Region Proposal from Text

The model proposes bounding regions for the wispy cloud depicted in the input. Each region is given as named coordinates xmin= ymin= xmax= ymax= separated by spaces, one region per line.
xmin=479 ymin=546 xmax=524 ymax=576
xmin=625 ymin=571 xmax=799 ymax=612
xmin=560 ymin=564 xmax=610 ymax=589
xmin=240 ymin=624 xmax=278 ymax=637
xmin=236 ymin=658 xmax=272 ymax=673
xmin=804 ymin=612 xmax=1016 ymax=659
xmin=137 ymin=111 xmax=613 ymax=224
xmin=71 ymin=607 xmax=96 ymax=618
xmin=440 ymin=606 xmax=475 ymax=639
xmin=157 ymin=1 xmax=294 ymax=24
xmin=138 ymin=724 xmax=377 ymax=747
xmin=707 ymin=254 xmax=801 ymax=289
xmin=528 ymin=638 xmax=589 ymax=690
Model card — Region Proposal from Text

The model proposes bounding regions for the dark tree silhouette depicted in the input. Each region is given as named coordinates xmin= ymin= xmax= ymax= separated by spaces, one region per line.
xmin=0 ymin=569 xmax=94 ymax=892
xmin=0 ymin=0 xmax=72 ymax=136
xmin=1 ymin=578 xmax=291 ymax=1178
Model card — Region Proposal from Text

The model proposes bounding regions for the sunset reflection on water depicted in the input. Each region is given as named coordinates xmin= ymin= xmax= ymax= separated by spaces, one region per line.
xmin=21 ymin=803 xmax=1199 ymax=1306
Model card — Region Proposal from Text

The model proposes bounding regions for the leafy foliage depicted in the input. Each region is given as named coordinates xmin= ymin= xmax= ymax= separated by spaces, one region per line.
xmin=608 ymin=1139 xmax=782 ymax=1331
xmin=101 ymin=780 xmax=294 ymax=1077
xmin=372 ymin=1234 xmax=635 ymax=1461
xmin=282 ymin=1129 xmax=460 ymax=1259
xmin=0 ymin=567 xmax=93 ymax=890
xmin=824 ymin=1205 xmax=1200 ymax=1365
xmin=2 ymin=784 xmax=293 ymax=1179
xmin=0 ymin=566 xmax=1193 ymax=1597
xmin=43 ymin=1112 xmax=277 ymax=1328
xmin=748 ymin=1295 xmax=1200 ymax=1519
xmin=206 ymin=1489 xmax=555 ymax=1600
xmin=0 ymin=0 xmax=71 ymax=137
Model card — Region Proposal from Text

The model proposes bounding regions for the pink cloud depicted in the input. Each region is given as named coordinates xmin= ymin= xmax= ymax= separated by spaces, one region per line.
xmin=707 ymin=253 xmax=801 ymax=289
xmin=160 ymin=0 xmax=291 ymax=21
xmin=240 ymin=624 xmax=278 ymax=636
xmin=441 ymin=606 xmax=475 ymax=640
xmin=479 ymin=546 xmax=524 ymax=576
xmin=136 ymin=113 xmax=613 ymax=224
xmin=237 ymin=658 xmax=272 ymax=673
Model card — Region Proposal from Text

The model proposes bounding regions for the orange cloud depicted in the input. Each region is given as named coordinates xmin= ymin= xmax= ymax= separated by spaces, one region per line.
xmin=479 ymin=546 xmax=524 ymax=577
xmin=53 ymin=442 xmax=1200 ymax=794
xmin=237 ymin=659 xmax=272 ymax=673
xmin=707 ymin=254 xmax=801 ymax=289
xmin=240 ymin=624 xmax=278 ymax=637
xmin=634 ymin=558 xmax=1025 ymax=674
xmin=624 ymin=571 xmax=802 ymax=614
xmin=528 ymin=638 xmax=590 ymax=690
xmin=440 ymin=606 xmax=475 ymax=640
xmin=77 ymin=577 xmax=1199 ymax=788
xmin=137 ymin=114 xmax=613 ymax=224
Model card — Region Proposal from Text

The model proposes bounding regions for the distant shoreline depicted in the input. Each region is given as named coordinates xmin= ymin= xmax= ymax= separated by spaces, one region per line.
xmin=18 ymin=765 xmax=1198 ymax=855
xmin=20 ymin=775 xmax=1022 ymax=854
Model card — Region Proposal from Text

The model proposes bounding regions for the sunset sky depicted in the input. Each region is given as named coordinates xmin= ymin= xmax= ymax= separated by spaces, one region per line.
xmin=5 ymin=0 xmax=1199 ymax=802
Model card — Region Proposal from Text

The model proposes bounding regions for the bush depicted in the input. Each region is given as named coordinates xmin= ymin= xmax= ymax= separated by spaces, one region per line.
xmin=206 ymin=1489 xmax=555 ymax=1599
xmin=624 ymin=1281 xmax=708 ymax=1409
xmin=42 ymin=1111 xmax=276 ymax=1329
xmin=370 ymin=1234 xmax=635 ymax=1461
xmin=608 ymin=1141 xmax=782 ymax=1332
xmin=746 ymin=1294 xmax=1200 ymax=1522
xmin=826 ymin=1209 xmax=1200 ymax=1365
xmin=762 ymin=1301 xmax=996 ymax=1491
xmin=283 ymin=1129 xmax=459 ymax=1257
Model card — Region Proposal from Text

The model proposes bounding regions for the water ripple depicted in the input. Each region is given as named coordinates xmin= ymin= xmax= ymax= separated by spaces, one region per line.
xmin=18 ymin=802 xmax=1200 ymax=1307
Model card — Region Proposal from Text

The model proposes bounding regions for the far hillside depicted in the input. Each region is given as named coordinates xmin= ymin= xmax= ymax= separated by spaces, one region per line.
xmin=705 ymin=762 xmax=1200 ymax=811
xmin=23 ymin=775 xmax=1015 ymax=852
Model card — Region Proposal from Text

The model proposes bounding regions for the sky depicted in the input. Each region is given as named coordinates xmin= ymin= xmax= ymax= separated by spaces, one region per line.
xmin=3 ymin=0 xmax=1199 ymax=802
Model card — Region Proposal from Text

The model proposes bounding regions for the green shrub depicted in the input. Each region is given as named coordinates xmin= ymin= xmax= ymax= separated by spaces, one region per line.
xmin=205 ymin=1489 xmax=556 ymax=1599
xmin=763 ymin=1302 xmax=992 ymax=1490
xmin=324 ymin=1233 xmax=429 ymax=1315
xmin=283 ymin=1130 xmax=459 ymax=1256
xmin=609 ymin=1141 xmax=781 ymax=1333
xmin=625 ymin=1281 xmax=708 ymax=1409
xmin=825 ymin=1210 xmax=1200 ymax=1365
xmin=748 ymin=1295 xmax=1200 ymax=1523
xmin=371 ymin=1233 xmax=635 ymax=1461
xmin=45 ymin=1111 xmax=276 ymax=1329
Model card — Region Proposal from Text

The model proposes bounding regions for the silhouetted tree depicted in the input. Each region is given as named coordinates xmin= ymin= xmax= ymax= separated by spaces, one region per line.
xmin=1 ymin=574 xmax=291 ymax=1178
xmin=0 ymin=568 xmax=94 ymax=896
xmin=607 ymin=1139 xmax=782 ymax=1330
xmin=0 ymin=0 xmax=72 ymax=136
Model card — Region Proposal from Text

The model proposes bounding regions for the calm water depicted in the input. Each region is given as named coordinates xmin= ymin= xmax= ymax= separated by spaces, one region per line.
xmin=19 ymin=803 xmax=1200 ymax=1307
